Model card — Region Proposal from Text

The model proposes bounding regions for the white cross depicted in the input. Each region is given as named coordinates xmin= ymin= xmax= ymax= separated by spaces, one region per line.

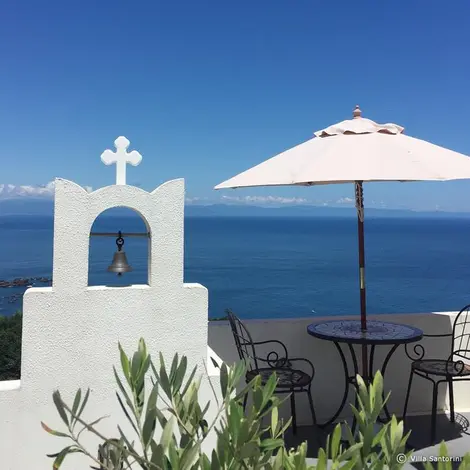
xmin=100 ymin=136 xmax=142 ymax=185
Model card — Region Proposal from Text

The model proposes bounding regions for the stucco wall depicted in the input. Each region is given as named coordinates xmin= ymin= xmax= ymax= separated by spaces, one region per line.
xmin=0 ymin=177 xmax=216 ymax=469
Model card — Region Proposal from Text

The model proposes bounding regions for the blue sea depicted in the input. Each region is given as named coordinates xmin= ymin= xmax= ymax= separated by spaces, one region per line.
xmin=1 ymin=214 xmax=470 ymax=319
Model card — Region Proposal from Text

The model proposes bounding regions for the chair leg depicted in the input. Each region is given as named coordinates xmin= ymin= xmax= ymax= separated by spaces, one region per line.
xmin=402 ymin=369 xmax=414 ymax=421
xmin=448 ymin=378 xmax=455 ymax=423
xmin=290 ymin=393 xmax=297 ymax=435
xmin=431 ymin=382 xmax=439 ymax=445
xmin=307 ymin=387 xmax=317 ymax=426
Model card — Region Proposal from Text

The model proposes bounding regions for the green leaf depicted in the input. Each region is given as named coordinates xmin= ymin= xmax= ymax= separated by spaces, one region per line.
xmin=168 ymin=441 xmax=179 ymax=468
xmin=253 ymin=388 xmax=263 ymax=412
xmin=181 ymin=365 xmax=197 ymax=398
xmin=119 ymin=342 xmax=132 ymax=387
xmin=160 ymin=416 xmax=175 ymax=451
xmin=142 ymin=407 xmax=157 ymax=448
xmin=138 ymin=337 xmax=147 ymax=357
xmin=117 ymin=425 xmax=138 ymax=457
xmin=71 ymin=389 xmax=81 ymax=420
xmin=180 ymin=443 xmax=200 ymax=470
xmin=115 ymin=391 xmax=139 ymax=435
xmin=169 ymin=353 xmax=179 ymax=383
xmin=238 ymin=418 xmax=250 ymax=445
xmin=260 ymin=438 xmax=284 ymax=451
xmin=199 ymin=453 xmax=211 ymax=470
xmin=316 ymin=448 xmax=328 ymax=468
xmin=372 ymin=424 xmax=388 ymax=447
xmin=210 ymin=448 xmax=221 ymax=470
xmin=220 ymin=363 xmax=228 ymax=399
xmin=343 ymin=422 xmax=356 ymax=446
xmin=41 ymin=422 xmax=69 ymax=438
xmin=136 ymin=353 xmax=152 ymax=388
xmin=330 ymin=423 xmax=342 ymax=460
xmin=93 ymin=417 xmax=112 ymax=432
xmin=338 ymin=442 xmax=363 ymax=462
xmin=52 ymin=449 xmax=68 ymax=469
xmin=271 ymin=406 xmax=279 ymax=436
xmin=261 ymin=372 xmax=277 ymax=409
xmin=239 ymin=441 xmax=258 ymax=459
xmin=155 ymin=407 xmax=169 ymax=430
xmin=338 ymin=459 xmax=360 ymax=470
xmin=147 ymin=381 xmax=159 ymax=413
xmin=52 ymin=391 xmax=69 ymax=427
xmin=273 ymin=416 xmax=292 ymax=440
xmin=113 ymin=366 xmax=135 ymax=412
xmin=150 ymin=440 xmax=167 ymax=470
xmin=48 ymin=446 xmax=83 ymax=469
xmin=158 ymin=352 xmax=172 ymax=398
xmin=131 ymin=349 xmax=142 ymax=383
xmin=174 ymin=355 xmax=188 ymax=393
xmin=75 ymin=388 xmax=90 ymax=424
xmin=229 ymin=361 xmax=247 ymax=390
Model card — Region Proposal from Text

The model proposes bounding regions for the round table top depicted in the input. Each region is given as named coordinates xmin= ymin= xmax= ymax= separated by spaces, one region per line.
xmin=307 ymin=319 xmax=423 ymax=345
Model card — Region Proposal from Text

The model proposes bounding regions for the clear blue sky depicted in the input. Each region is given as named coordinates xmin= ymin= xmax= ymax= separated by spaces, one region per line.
xmin=2 ymin=1 xmax=470 ymax=211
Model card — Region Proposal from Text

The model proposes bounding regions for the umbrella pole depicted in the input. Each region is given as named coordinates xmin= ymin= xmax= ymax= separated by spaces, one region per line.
xmin=355 ymin=181 xmax=369 ymax=379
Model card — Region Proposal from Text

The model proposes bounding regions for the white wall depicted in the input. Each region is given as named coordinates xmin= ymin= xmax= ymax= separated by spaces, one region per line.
xmin=209 ymin=312 xmax=470 ymax=426
xmin=0 ymin=177 xmax=217 ymax=469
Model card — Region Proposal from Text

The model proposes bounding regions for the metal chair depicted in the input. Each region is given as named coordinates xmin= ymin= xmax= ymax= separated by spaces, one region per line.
xmin=403 ymin=304 xmax=470 ymax=445
xmin=227 ymin=310 xmax=317 ymax=435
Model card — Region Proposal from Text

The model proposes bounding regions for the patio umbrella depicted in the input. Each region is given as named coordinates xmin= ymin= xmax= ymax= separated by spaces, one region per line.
xmin=214 ymin=105 xmax=470 ymax=374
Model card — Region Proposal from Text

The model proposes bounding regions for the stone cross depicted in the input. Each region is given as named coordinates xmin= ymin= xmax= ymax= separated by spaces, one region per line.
xmin=101 ymin=136 xmax=142 ymax=185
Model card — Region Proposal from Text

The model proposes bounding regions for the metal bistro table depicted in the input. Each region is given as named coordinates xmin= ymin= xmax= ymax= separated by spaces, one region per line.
xmin=307 ymin=319 xmax=423 ymax=427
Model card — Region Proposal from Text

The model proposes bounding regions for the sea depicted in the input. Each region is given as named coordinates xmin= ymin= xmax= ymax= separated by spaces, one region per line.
xmin=1 ymin=213 xmax=470 ymax=319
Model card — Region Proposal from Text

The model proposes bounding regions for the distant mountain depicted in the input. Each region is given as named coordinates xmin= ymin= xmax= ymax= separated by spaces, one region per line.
xmin=184 ymin=204 xmax=359 ymax=217
xmin=184 ymin=204 xmax=470 ymax=218
xmin=0 ymin=198 xmax=54 ymax=216
xmin=1 ymin=198 xmax=469 ymax=219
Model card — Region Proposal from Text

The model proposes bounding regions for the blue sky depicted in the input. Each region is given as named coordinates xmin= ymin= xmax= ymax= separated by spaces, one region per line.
xmin=2 ymin=1 xmax=470 ymax=211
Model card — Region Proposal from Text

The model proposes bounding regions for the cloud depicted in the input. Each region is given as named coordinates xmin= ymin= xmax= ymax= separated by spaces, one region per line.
xmin=0 ymin=181 xmax=93 ymax=199
xmin=185 ymin=196 xmax=210 ymax=204
xmin=221 ymin=195 xmax=309 ymax=205
xmin=336 ymin=197 xmax=354 ymax=205
xmin=0 ymin=184 xmax=393 ymax=211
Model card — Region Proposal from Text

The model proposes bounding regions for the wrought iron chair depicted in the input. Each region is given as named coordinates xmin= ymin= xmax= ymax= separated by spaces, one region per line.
xmin=403 ymin=304 xmax=470 ymax=445
xmin=227 ymin=310 xmax=317 ymax=435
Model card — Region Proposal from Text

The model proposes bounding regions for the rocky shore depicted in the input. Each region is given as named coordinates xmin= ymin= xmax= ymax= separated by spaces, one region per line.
xmin=0 ymin=277 xmax=52 ymax=288
xmin=0 ymin=277 xmax=52 ymax=307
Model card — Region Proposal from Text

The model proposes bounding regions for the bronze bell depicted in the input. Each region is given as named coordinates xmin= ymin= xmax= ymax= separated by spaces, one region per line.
xmin=108 ymin=232 xmax=133 ymax=276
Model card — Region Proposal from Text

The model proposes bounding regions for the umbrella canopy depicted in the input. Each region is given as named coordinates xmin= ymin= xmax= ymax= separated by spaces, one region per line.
xmin=214 ymin=106 xmax=470 ymax=377
xmin=215 ymin=106 xmax=470 ymax=189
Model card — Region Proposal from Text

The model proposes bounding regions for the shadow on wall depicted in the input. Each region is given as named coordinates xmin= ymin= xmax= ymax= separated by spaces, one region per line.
xmin=208 ymin=311 xmax=470 ymax=448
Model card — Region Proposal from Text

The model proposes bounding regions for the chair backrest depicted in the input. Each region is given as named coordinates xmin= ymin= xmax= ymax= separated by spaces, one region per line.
xmin=452 ymin=304 xmax=470 ymax=361
xmin=227 ymin=310 xmax=259 ymax=372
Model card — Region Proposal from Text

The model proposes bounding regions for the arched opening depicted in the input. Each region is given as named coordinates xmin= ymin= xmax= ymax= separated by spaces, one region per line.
xmin=88 ymin=207 xmax=150 ymax=286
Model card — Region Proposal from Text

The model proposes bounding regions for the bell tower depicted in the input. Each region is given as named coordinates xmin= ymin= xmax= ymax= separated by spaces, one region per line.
xmin=0 ymin=136 xmax=210 ymax=469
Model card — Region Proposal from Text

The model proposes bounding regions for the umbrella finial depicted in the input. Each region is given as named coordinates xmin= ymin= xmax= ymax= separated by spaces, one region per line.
xmin=353 ymin=105 xmax=362 ymax=119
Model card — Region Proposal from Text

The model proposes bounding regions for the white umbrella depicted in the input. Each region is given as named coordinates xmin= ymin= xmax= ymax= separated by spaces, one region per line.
xmin=214 ymin=106 xmax=470 ymax=372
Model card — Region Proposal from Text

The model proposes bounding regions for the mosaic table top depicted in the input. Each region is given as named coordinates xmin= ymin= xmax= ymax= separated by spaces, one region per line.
xmin=307 ymin=319 xmax=423 ymax=345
